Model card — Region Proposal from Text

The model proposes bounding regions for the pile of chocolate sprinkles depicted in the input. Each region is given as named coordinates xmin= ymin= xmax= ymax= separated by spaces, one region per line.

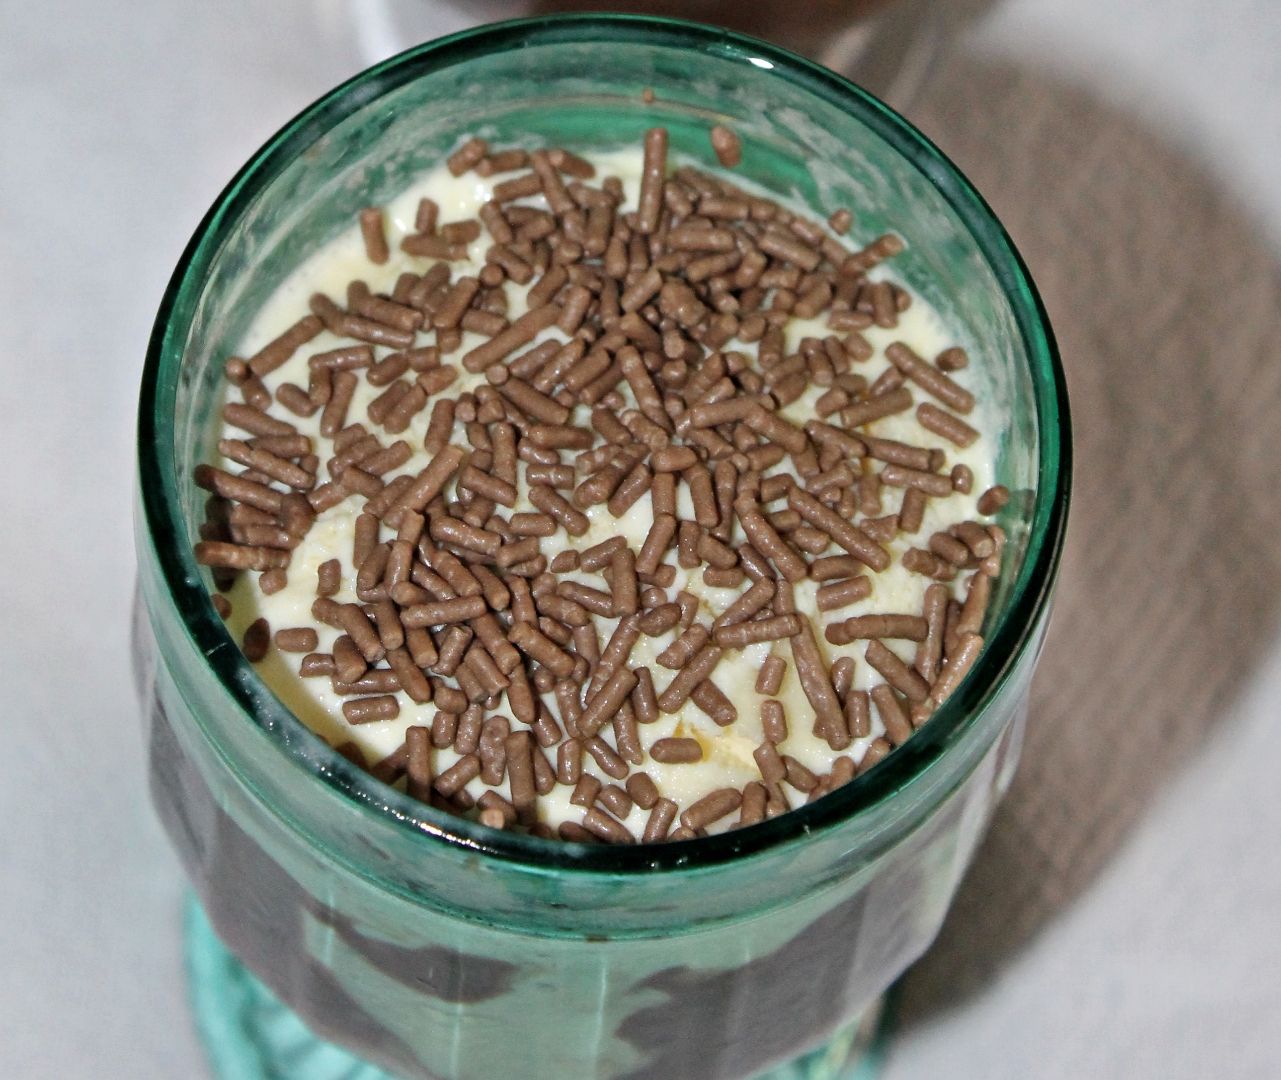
xmin=194 ymin=125 xmax=1012 ymax=844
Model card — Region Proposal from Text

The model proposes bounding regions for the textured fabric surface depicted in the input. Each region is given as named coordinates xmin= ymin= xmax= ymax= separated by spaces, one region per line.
xmin=885 ymin=47 xmax=1281 ymax=1074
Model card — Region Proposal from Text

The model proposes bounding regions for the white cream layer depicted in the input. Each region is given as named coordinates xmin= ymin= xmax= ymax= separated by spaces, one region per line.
xmin=219 ymin=148 xmax=992 ymax=835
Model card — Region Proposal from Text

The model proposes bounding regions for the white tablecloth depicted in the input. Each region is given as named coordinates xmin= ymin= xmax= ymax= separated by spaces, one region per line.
xmin=2 ymin=2 xmax=1277 ymax=1077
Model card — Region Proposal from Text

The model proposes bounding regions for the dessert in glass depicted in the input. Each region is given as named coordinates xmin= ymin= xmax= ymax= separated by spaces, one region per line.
xmin=134 ymin=15 xmax=1069 ymax=1080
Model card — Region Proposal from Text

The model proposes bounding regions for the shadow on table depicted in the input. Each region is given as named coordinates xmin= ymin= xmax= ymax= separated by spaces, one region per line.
xmin=891 ymin=51 xmax=1281 ymax=1025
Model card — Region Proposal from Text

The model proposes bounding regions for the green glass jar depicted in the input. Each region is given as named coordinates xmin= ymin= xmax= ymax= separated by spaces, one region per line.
xmin=134 ymin=15 xmax=1069 ymax=1080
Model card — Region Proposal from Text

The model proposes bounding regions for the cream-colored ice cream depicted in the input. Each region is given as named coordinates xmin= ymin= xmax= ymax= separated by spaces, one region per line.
xmin=213 ymin=145 xmax=994 ymax=838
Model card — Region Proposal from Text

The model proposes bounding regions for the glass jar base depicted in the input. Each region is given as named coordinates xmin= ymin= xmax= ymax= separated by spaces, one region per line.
xmin=185 ymin=896 xmax=891 ymax=1080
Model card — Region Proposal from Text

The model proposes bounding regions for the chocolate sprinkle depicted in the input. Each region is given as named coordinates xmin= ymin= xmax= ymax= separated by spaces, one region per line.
xmin=193 ymin=125 xmax=1010 ymax=844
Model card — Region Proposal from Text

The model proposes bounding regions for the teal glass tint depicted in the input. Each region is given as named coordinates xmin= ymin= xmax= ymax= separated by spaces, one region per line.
xmin=135 ymin=15 xmax=1069 ymax=1080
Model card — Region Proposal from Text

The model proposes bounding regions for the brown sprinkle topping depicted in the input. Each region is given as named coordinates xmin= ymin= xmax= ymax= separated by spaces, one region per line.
xmin=709 ymin=125 xmax=742 ymax=168
xmin=680 ymin=788 xmax=742 ymax=832
xmin=242 ymin=618 xmax=270 ymax=661
xmin=755 ymin=654 xmax=787 ymax=696
xmin=977 ymin=485 xmax=1010 ymax=515
xmin=274 ymin=626 xmax=318 ymax=653
xmin=194 ymin=126 xmax=1010 ymax=844
xmin=342 ymin=694 xmax=400 ymax=725
xmin=359 ymin=208 xmax=389 ymax=265
xmin=650 ymin=737 xmax=703 ymax=764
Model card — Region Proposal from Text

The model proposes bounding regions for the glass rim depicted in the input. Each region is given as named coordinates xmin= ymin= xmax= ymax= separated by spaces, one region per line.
xmin=137 ymin=13 xmax=1071 ymax=876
